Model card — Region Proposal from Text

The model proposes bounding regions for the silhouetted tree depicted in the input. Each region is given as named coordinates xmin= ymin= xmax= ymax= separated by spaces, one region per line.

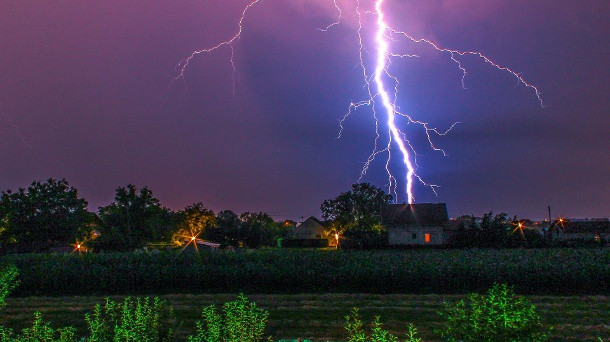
xmin=239 ymin=211 xmax=281 ymax=247
xmin=215 ymin=210 xmax=242 ymax=246
xmin=320 ymin=183 xmax=392 ymax=248
xmin=97 ymin=185 xmax=174 ymax=250
xmin=0 ymin=179 xmax=94 ymax=249
xmin=172 ymin=203 xmax=216 ymax=245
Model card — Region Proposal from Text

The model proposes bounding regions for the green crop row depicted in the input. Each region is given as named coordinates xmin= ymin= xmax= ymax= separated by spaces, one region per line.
xmin=2 ymin=248 xmax=609 ymax=296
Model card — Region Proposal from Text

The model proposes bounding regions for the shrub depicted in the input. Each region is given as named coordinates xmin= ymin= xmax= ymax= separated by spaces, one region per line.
xmin=0 ymin=312 xmax=76 ymax=342
xmin=188 ymin=294 xmax=270 ymax=342
xmin=0 ymin=263 xmax=18 ymax=307
xmin=345 ymin=308 xmax=420 ymax=342
xmin=85 ymin=297 xmax=175 ymax=342
xmin=437 ymin=283 xmax=550 ymax=341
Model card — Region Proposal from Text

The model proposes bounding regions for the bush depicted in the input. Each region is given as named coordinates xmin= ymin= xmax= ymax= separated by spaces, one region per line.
xmin=188 ymin=294 xmax=270 ymax=342
xmin=0 ymin=263 xmax=18 ymax=307
xmin=85 ymin=297 xmax=175 ymax=342
xmin=345 ymin=308 xmax=420 ymax=342
xmin=0 ymin=312 xmax=76 ymax=342
xmin=437 ymin=283 xmax=550 ymax=341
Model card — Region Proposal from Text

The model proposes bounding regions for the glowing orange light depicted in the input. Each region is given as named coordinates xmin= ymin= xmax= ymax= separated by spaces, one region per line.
xmin=77 ymin=244 xmax=81 ymax=249
xmin=191 ymin=236 xmax=196 ymax=241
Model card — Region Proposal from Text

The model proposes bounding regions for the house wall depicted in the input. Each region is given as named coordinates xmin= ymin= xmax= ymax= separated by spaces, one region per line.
xmin=293 ymin=218 xmax=327 ymax=240
xmin=388 ymin=226 xmax=445 ymax=245
xmin=555 ymin=232 xmax=610 ymax=241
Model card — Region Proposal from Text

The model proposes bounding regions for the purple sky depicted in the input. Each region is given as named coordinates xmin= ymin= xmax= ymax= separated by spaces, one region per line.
xmin=1 ymin=0 xmax=608 ymax=220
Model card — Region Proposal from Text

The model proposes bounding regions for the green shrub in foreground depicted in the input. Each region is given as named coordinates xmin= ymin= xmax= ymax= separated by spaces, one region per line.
xmin=0 ymin=312 xmax=76 ymax=342
xmin=85 ymin=296 xmax=175 ymax=342
xmin=437 ymin=283 xmax=550 ymax=341
xmin=188 ymin=294 xmax=270 ymax=342
xmin=0 ymin=263 xmax=18 ymax=307
xmin=345 ymin=308 xmax=420 ymax=342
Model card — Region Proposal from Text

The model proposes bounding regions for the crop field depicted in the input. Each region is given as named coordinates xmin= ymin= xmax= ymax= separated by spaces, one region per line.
xmin=3 ymin=248 xmax=609 ymax=296
xmin=0 ymin=293 xmax=607 ymax=341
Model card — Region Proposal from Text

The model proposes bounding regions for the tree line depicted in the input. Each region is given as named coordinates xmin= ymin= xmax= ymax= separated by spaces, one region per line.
xmin=0 ymin=179 xmax=292 ymax=252
xmin=0 ymin=179 xmax=554 ymax=252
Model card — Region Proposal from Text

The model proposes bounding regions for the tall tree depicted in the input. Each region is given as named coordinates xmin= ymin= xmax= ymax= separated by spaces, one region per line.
xmin=215 ymin=210 xmax=242 ymax=246
xmin=97 ymin=184 xmax=173 ymax=250
xmin=172 ymin=203 xmax=216 ymax=245
xmin=0 ymin=179 xmax=94 ymax=247
xmin=320 ymin=183 xmax=392 ymax=236
xmin=480 ymin=212 xmax=510 ymax=247
xmin=239 ymin=211 xmax=278 ymax=248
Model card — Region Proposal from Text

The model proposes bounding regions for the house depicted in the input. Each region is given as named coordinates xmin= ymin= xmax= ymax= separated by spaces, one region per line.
xmin=550 ymin=218 xmax=610 ymax=244
xmin=381 ymin=203 xmax=449 ymax=246
xmin=285 ymin=216 xmax=332 ymax=247
xmin=293 ymin=217 xmax=327 ymax=239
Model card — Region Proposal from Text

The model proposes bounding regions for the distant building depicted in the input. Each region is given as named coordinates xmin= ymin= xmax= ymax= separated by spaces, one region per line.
xmin=550 ymin=218 xmax=610 ymax=244
xmin=382 ymin=203 xmax=449 ymax=246
xmin=293 ymin=217 xmax=327 ymax=240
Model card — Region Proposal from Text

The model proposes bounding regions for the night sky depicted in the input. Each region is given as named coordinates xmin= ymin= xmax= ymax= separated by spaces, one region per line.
xmin=1 ymin=0 xmax=608 ymax=220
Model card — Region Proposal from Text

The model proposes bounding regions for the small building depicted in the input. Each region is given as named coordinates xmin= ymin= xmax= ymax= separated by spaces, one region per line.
xmin=284 ymin=216 xmax=331 ymax=247
xmin=551 ymin=219 xmax=610 ymax=244
xmin=293 ymin=217 xmax=327 ymax=240
xmin=382 ymin=203 xmax=449 ymax=246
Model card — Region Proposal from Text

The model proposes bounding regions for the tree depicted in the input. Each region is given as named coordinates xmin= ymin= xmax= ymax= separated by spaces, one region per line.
xmin=0 ymin=179 xmax=94 ymax=248
xmin=97 ymin=185 xmax=174 ymax=250
xmin=480 ymin=212 xmax=510 ymax=247
xmin=215 ymin=210 xmax=242 ymax=246
xmin=320 ymin=183 xmax=392 ymax=246
xmin=239 ymin=212 xmax=280 ymax=248
xmin=172 ymin=203 xmax=216 ymax=245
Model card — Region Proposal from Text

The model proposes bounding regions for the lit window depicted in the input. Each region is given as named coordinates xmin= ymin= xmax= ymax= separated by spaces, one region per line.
xmin=424 ymin=233 xmax=431 ymax=243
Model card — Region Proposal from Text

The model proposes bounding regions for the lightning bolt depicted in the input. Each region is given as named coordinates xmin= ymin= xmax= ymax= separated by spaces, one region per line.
xmin=176 ymin=0 xmax=543 ymax=204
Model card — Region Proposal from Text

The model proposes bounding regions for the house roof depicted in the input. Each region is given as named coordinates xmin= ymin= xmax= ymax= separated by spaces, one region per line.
xmin=381 ymin=203 xmax=449 ymax=227
xmin=553 ymin=220 xmax=610 ymax=234
xmin=297 ymin=216 xmax=326 ymax=227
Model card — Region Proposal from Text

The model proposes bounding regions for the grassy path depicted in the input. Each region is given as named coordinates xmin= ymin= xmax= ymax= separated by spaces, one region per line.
xmin=1 ymin=294 xmax=608 ymax=341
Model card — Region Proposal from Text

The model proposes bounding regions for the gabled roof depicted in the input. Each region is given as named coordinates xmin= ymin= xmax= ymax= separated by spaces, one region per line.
xmin=297 ymin=216 xmax=326 ymax=228
xmin=381 ymin=203 xmax=449 ymax=227
xmin=554 ymin=220 xmax=610 ymax=234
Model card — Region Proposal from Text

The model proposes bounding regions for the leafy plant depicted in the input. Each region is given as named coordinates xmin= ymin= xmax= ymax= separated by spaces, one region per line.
xmin=188 ymin=294 xmax=270 ymax=342
xmin=0 ymin=312 xmax=76 ymax=342
xmin=0 ymin=263 xmax=18 ymax=308
xmin=85 ymin=296 xmax=174 ymax=342
xmin=437 ymin=283 xmax=550 ymax=341
xmin=345 ymin=308 xmax=420 ymax=342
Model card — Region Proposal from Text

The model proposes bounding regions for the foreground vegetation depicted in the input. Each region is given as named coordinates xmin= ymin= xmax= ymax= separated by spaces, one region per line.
xmin=0 ymin=292 xmax=607 ymax=341
xmin=0 ymin=264 xmax=607 ymax=341
xmin=3 ymin=248 xmax=608 ymax=296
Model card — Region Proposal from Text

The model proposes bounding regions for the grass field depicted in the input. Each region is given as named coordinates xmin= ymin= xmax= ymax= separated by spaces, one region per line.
xmin=0 ymin=293 xmax=607 ymax=341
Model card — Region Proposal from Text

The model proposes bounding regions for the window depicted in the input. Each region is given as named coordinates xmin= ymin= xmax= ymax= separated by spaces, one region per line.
xmin=412 ymin=233 xmax=417 ymax=240
xmin=424 ymin=233 xmax=431 ymax=243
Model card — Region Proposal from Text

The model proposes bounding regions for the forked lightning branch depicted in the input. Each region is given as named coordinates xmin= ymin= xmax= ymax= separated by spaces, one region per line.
xmin=175 ymin=0 xmax=543 ymax=204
